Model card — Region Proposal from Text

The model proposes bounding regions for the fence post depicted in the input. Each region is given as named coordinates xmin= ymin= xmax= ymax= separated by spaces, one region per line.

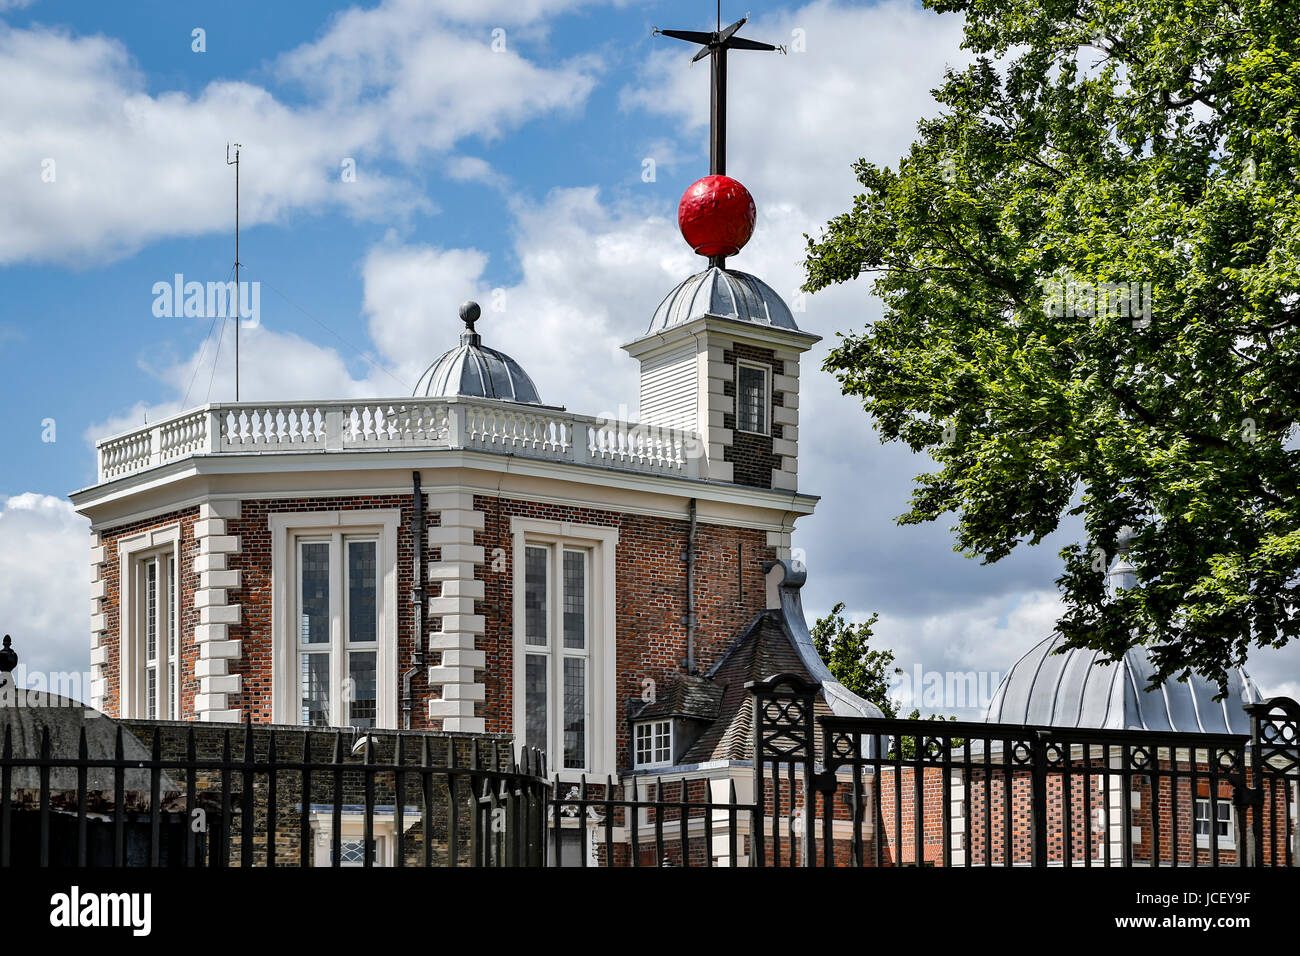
xmin=748 ymin=673 xmax=819 ymax=868
xmin=1244 ymin=696 xmax=1300 ymax=867
xmin=1030 ymin=730 xmax=1049 ymax=867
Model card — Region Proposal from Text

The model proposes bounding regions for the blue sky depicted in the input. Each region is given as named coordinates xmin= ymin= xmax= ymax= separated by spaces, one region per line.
xmin=3 ymin=0 xmax=1297 ymax=714
xmin=2 ymin=0 xmax=711 ymax=495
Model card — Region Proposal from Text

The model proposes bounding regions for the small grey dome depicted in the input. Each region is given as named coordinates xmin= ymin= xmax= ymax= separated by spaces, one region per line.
xmin=986 ymin=634 xmax=1264 ymax=735
xmin=648 ymin=266 xmax=799 ymax=334
xmin=413 ymin=302 xmax=542 ymax=404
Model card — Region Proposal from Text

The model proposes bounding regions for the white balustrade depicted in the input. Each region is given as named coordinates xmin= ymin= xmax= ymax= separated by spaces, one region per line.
xmin=95 ymin=398 xmax=702 ymax=482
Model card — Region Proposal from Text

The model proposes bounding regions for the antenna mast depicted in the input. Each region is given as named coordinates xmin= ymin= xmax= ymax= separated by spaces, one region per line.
xmin=226 ymin=143 xmax=242 ymax=401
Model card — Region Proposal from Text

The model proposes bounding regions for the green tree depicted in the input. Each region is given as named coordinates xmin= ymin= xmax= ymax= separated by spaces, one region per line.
xmin=803 ymin=0 xmax=1300 ymax=691
xmin=811 ymin=604 xmax=961 ymax=758
xmin=811 ymin=602 xmax=899 ymax=716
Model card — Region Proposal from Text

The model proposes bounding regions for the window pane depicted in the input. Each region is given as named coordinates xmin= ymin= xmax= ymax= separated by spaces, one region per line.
xmin=300 ymin=542 xmax=330 ymax=644
xmin=635 ymin=723 xmax=650 ymax=765
xmin=145 ymin=559 xmax=158 ymax=720
xmin=525 ymin=654 xmax=548 ymax=754
xmin=525 ymin=546 xmax=548 ymax=647
xmin=738 ymin=365 xmax=766 ymax=434
xmin=655 ymin=722 xmax=672 ymax=763
xmin=145 ymin=560 xmax=157 ymax=662
xmin=347 ymin=540 xmax=377 ymax=644
xmin=563 ymin=550 xmax=585 ymax=650
xmin=563 ymin=657 xmax=586 ymax=769
xmin=347 ymin=651 xmax=377 ymax=727
xmin=301 ymin=652 xmax=330 ymax=726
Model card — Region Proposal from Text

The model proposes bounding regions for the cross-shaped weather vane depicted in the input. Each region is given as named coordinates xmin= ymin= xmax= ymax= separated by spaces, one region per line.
xmin=654 ymin=5 xmax=784 ymax=178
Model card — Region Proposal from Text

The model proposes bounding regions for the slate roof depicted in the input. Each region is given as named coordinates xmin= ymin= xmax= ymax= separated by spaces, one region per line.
xmin=678 ymin=611 xmax=835 ymax=764
xmin=631 ymin=674 xmax=723 ymax=723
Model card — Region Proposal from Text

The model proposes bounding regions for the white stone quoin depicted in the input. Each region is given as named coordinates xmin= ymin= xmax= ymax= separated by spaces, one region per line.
xmin=426 ymin=489 xmax=487 ymax=733
xmin=192 ymin=500 xmax=243 ymax=722
xmin=88 ymin=534 xmax=108 ymax=712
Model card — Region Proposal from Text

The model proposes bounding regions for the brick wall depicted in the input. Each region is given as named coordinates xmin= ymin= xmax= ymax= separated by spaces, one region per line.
xmin=95 ymin=489 xmax=776 ymax=758
xmin=226 ymin=494 xmax=428 ymax=726
xmin=475 ymin=495 xmax=776 ymax=768
xmin=96 ymin=506 xmax=201 ymax=719
xmin=721 ymin=342 xmax=784 ymax=489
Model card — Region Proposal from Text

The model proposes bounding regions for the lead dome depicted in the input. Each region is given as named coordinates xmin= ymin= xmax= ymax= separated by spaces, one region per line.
xmin=647 ymin=266 xmax=799 ymax=335
xmin=412 ymin=301 xmax=542 ymax=405
xmin=986 ymin=634 xmax=1263 ymax=734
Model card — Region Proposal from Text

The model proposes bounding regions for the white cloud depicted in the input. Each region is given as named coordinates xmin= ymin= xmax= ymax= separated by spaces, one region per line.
xmin=625 ymin=0 xmax=971 ymax=223
xmin=276 ymin=0 xmax=601 ymax=161
xmin=0 ymin=4 xmax=602 ymax=264
xmin=358 ymin=186 xmax=698 ymax=415
xmin=0 ymin=494 xmax=91 ymax=692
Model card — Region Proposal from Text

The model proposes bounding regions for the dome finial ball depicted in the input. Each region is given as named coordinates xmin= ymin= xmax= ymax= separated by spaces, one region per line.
xmin=459 ymin=300 xmax=481 ymax=328
xmin=678 ymin=175 xmax=756 ymax=259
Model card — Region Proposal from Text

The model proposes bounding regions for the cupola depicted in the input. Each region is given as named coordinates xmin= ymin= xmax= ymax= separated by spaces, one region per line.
xmin=413 ymin=301 xmax=542 ymax=405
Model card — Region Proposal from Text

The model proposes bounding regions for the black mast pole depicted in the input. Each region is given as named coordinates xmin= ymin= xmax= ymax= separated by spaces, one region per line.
xmin=656 ymin=9 xmax=780 ymax=269
xmin=711 ymin=46 xmax=726 ymax=177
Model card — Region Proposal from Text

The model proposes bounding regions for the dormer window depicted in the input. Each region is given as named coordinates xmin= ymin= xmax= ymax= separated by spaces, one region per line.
xmin=634 ymin=719 xmax=673 ymax=768
xmin=736 ymin=362 xmax=768 ymax=435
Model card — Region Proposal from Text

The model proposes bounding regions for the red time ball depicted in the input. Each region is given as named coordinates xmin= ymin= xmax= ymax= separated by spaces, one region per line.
xmin=678 ymin=175 xmax=756 ymax=259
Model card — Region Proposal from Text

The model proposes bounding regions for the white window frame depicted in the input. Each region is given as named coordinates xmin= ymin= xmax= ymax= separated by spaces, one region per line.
xmin=117 ymin=525 xmax=181 ymax=720
xmin=309 ymin=811 xmax=418 ymax=867
xmin=634 ymin=719 xmax=674 ymax=769
xmin=735 ymin=360 xmax=770 ymax=436
xmin=1194 ymin=796 xmax=1233 ymax=848
xmin=511 ymin=517 xmax=618 ymax=781
xmin=270 ymin=510 xmax=400 ymax=729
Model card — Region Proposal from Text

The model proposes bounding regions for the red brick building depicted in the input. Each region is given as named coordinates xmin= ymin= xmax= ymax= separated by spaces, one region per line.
xmin=70 ymin=237 xmax=885 ymax=863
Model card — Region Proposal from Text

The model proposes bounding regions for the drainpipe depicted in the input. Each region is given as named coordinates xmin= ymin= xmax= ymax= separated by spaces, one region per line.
xmin=401 ymin=471 xmax=427 ymax=729
xmin=685 ymin=498 xmax=697 ymax=674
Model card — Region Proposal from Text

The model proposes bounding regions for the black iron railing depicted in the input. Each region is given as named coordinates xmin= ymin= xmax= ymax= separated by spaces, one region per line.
xmin=808 ymin=698 xmax=1300 ymax=868
xmin=0 ymin=721 xmax=549 ymax=867
xmin=547 ymin=776 xmax=754 ymax=866
xmin=1 ymin=681 xmax=1296 ymax=867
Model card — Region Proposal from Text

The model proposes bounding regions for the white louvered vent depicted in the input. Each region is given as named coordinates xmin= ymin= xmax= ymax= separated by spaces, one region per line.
xmin=638 ymin=345 xmax=698 ymax=432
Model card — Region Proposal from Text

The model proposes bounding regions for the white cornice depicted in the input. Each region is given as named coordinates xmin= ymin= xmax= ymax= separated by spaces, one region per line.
xmin=69 ymin=449 xmax=818 ymax=532
xmin=622 ymin=313 xmax=821 ymax=359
